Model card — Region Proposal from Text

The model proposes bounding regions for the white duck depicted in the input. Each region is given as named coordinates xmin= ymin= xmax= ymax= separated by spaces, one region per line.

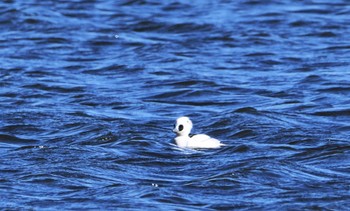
xmin=173 ymin=116 xmax=224 ymax=149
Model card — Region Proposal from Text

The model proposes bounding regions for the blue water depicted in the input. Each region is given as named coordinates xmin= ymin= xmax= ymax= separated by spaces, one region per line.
xmin=1 ymin=0 xmax=350 ymax=210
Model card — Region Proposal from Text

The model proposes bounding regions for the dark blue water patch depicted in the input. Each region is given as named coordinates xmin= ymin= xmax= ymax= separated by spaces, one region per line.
xmin=22 ymin=83 xmax=86 ymax=94
xmin=0 ymin=134 xmax=39 ymax=148
xmin=289 ymin=20 xmax=317 ymax=27
xmin=323 ymin=45 xmax=350 ymax=51
xmin=312 ymin=108 xmax=350 ymax=117
xmin=304 ymin=31 xmax=338 ymax=38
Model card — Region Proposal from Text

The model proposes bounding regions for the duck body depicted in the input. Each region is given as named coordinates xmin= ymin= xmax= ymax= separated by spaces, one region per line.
xmin=175 ymin=134 xmax=222 ymax=149
xmin=173 ymin=116 xmax=224 ymax=149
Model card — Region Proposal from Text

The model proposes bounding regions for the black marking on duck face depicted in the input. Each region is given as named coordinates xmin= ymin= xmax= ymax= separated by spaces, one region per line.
xmin=189 ymin=134 xmax=197 ymax=138
xmin=179 ymin=124 xmax=184 ymax=131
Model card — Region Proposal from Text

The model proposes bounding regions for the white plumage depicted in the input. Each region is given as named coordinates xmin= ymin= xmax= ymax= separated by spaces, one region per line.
xmin=173 ymin=116 xmax=224 ymax=149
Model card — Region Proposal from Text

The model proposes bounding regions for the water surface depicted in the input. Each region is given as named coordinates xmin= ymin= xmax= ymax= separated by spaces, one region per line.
xmin=1 ymin=0 xmax=350 ymax=210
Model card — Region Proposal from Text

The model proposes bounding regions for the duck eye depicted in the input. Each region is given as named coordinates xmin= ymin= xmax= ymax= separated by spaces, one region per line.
xmin=179 ymin=125 xmax=184 ymax=131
